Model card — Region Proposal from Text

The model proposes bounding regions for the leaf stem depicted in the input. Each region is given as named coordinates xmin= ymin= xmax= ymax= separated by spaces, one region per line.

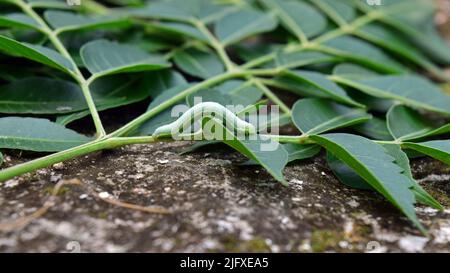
xmin=251 ymin=78 xmax=292 ymax=116
xmin=192 ymin=19 xmax=235 ymax=71
xmin=16 ymin=0 xmax=106 ymax=137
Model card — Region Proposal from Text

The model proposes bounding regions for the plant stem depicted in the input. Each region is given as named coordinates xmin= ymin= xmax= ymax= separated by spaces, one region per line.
xmin=251 ymin=78 xmax=292 ymax=116
xmin=0 ymin=136 xmax=153 ymax=182
xmin=16 ymin=0 xmax=106 ymax=137
xmin=192 ymin=19 xmax=235 ymax=71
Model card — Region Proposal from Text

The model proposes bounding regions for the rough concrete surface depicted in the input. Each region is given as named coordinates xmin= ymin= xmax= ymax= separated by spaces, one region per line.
xmin=0 ymin=142 xmax=449 ymax=253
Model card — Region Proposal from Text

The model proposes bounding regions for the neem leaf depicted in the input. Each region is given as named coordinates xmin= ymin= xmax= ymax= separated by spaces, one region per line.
xmin=387 ymin=105 xmax=450 ymax=141
xmin=173 ymin=48 xmax=224 ymax=79
xmin=311 ymin=133 xmax=425 ymax=232
xmin=313 ymin=0 xmax=357 ymax=23
xmin=284 ymin=143 xmax=321 ymax=163
xmin=292 ymin=98 xmax=371 ymax=135
xmin=80 ymin=39 xmax=170 ymax=80
xmin=0 ymin=13 xmax=40 ymax=30
xmin=321 ymin=36 xmax=405 ymax=74
xmin=207 ymin=120 xmax=288 ymax=185
xmin=56 ymin=76 xmax=153 ymax=125
xmin=267 ymin=51 xmax=339 ymax=70
xmin=216 ymin=80 xmax=263 ymax=106
xmin=0 ymin=35 xmax=74 ymax=73
xmin=149 ymin=22 xmax=208 ymax=42
xmin=282 ymin=70 xmax=363 ymax=107
xmin=327 ymin=152 xmax=373 ymax=190
xmin=261 ymin=0 xmax=327 ymax=40
xmin=44 ymin=10 xmax=130 ymax=33
xmin=353 ymin=117 xmax=393 ymax=141
xmin=215 ymin=9 xmax=277 ymax=46
xmin=333 ymin=75 xmax=450 ymax=115
xmin=0 ymin=117 xmax=91 ymax=152
xmin=129 ymin=0 xmax=237 ymax=23
xmin=327 ymin=144 xmax=443 ymax=209
xmin=0 ymin=77 xmax=86 ymax=114
xmin=403 ymin=141 xmax=450 ymax=165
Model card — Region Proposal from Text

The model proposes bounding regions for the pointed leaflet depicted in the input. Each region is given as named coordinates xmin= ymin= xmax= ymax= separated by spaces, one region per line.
xmin=333 ymin=74 xmax=450 ymax=115
xmin=129 ymin=0 xmax=237 ymax=23
xmin=311 ymin=133 xmax=426 ymax=232
xmin=353 ymin=117 xmax=393 ymax=141
xmin=149 ymin=22 xmax=208 ymax=42
xmin=326 ymin=144 xmax=443 ymax=210
xmin=261 ymin=0 xmax=327 ymax=40
xmin=281 ymin=70 xmax=363 ymax=107
xmin=173 ymin=48 xmax=224 ymax=79
xmin=0 ymin=77 xmax=86 ymax=114
xmin=292 ymin=98 xmax=371 ymax=135
xmin=284 ymin=143 xmax=321 ymax=163
xmin=311 ymin=0 xmax=357 ymax=23
xmin=0 ymin=35 xmax=74 ymax=73
xmin=81 ymin=39 xmax=170 ymax=80
xmin=387 ymin=105 xmax=450 ymax=141
xmin=403 ymin=141 xmax=450 ymax=165
xmin=215 ymin=80 xmax=263 ymax=106
xmin=0 ymin=117 xmax=91 ymax=152
xmin=0 ymin=13 xmax=40 ymax=30
xmin=57 ymin=75 xmax=157 ymax=125
xmin=215 ymin=9 xmax=278 ymax=46
xmin=320 ymin=36 xmax=405 ymax=74
xmin=44 ymin=10 xmax=130 ymax=33
xmin=266 ymin=51 xmax=339 ymax=70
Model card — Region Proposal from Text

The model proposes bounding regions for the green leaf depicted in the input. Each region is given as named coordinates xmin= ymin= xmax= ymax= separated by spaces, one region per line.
xmin=0 ymin=35 xmax=74 ymax=73
xmin=311 ymin=133 xmax=426 ymax=233
xmin=292 ymin=98 xmax=371 ymax=135
xmin=130 ymin=0 xmax=237 ymax=24
xmin=44 ymin=10 xmax=130 ymax=33
xmin=327 ymin=144 xmax=443 ymax=210
xmin=173 ymin=48 xmax=224 ymax=79
xmin=57 ymin=74 xmax=171 ymax=125
xmin=149 ymin=22 xmax=208 ymax=42
xmin=80 ymin=39 xmax=170 ymax=80
xmin=281 ymin=70 xmax=363 ymax=107
xmin=186 ymin=88 xmax=233 ymax=108
xmin=403 ymin=141 xmax=450 ymax=165
xmin=267 ymin=51 xmax=339 ymax=70
xmin=216 ymin=80 xmax=263 ymax=106
xmin=0 ymin=77 xmax=86 ymax=114
xmin=208 ymin=120 xmax=288 ymax=185
xmin=387 ymin=105 xmax=450 ymax=141
xmin=334 ymin=74 xmax=450 ymax=116
xmin=284 ymin=143 xmax=321 ymax=163
xmin=215 ymin=9 xmax=278 ymax=46
xmin=0 ymin=151 xmax=3 ymax=166
xmin=0 ymin=117 xmax=91 ymax=152
xmin=0 ymin=13 xmax=40 ymax=30
xmin=353 ymin=117 xmax=393 ymax=141
xmin=313 ymin=0 xmax=357 ymax=23
xmin=321 ymin=36 xmax=405 ymax=73
xmin=327 ymin=152 xmax=373 ymax=190
xmin=355 ymin=23 xmax=434 ymax=71
xmin=261 ymin=0 xmax=327 ymax=40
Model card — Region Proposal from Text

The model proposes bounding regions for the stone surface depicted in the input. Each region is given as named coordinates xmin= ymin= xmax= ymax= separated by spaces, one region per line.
xmin=0 ymin=142 xmax=448 ymax=253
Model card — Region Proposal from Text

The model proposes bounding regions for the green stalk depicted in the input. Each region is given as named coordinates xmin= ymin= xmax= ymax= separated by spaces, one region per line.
xmin=0 ymin=137 xmax=153 ymax=182
xmin=16 ymin=0 xmax=106 ymax=137
xmin=192 ymin=19 xmax=236 ymax=71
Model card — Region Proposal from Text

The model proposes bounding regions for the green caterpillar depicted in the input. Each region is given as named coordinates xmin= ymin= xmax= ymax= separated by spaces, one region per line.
xmin=153 ymin=102 xmax=257 ymax=139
